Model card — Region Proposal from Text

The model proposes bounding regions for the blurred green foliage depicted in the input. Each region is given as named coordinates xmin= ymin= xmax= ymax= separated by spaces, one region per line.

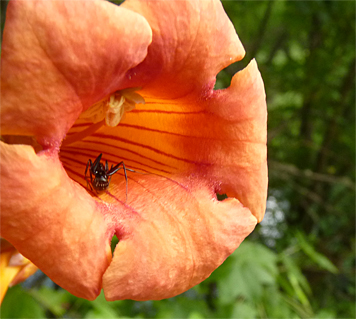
xmin=1 ymin=0 xmax=355 ymax=318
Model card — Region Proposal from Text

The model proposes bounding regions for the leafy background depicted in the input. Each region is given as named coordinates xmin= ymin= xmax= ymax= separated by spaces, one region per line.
xmin=1 ymin=0 xmax=355 ymax=318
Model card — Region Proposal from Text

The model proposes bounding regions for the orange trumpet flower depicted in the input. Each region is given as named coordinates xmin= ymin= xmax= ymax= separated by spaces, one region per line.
xmin=0 ymin=0 xmax=267 ymax=301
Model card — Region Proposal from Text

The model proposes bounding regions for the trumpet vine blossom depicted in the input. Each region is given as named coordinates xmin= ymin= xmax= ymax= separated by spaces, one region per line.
xmin=0 ymin=0 xmax=267 ymax=301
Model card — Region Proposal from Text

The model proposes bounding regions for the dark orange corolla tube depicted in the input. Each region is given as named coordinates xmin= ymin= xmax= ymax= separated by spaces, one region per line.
xmin=0 ymin=0 xmax=267 ymax=301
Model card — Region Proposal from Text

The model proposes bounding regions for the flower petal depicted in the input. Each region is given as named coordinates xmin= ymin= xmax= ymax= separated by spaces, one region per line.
xmin=199 ymin=59 xmax=268 ymax=221
xmin=1 ymin=0 xmax=152 ymax=144
xmin=121 ymin=0 xmax=245 ymax=98
xmin=0 ymin=142 xmax=112 ymax=300
xmin=0 ymin=241 xmax=23 ymax=304
xmin=1 ymin=0 xmax=267 ymax=302
xmin=101 ymin=174 xmax=257 ymax=301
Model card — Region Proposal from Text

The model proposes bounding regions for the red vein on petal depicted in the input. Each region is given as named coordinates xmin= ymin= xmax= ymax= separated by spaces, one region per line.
xmin=61 ymin=156 xmax=196 ymax=204
xmin=118 ymin=123 xmax=264 ymax=143
xmin=60 ymin=149 xmax=174 ymax=175
xmin=61 ymin=142 xmax=177 ymax=169
xmin=92 ymin=133 xmax=212 ymax=166
xmin=66 ymin=119 xmax=265 ymax=144
xmin=60 ymin=153 xmax=170 ymax=177
xmin=61 ymin=153 xmax=193 ymax=196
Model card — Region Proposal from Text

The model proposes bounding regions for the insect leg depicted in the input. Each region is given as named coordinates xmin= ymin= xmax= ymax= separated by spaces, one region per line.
xmin=107 ymin=162 xmax=128 ymax=202
xmin=107 ymin=162 xmax=122 ymax=175
xmin=92 ymin=153 xmax=102 ymax=172
xmin=122 ymin=163 xmax=129 ymax=203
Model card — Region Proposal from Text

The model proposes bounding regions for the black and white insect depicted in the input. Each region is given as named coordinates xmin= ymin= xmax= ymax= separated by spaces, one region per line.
xmin=85 ymin=153 xmax=136 ymax=201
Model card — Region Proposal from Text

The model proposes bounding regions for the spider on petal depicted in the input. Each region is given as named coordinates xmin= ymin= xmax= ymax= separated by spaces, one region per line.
xmin=85 ymin=153 xmax=136 ymax=201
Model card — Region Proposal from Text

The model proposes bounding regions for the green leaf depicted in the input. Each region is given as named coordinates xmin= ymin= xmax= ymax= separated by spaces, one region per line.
xmin=261 ymin=286 xmax=294 ymax=319
xmin=1 ymin=286 xmax=46 ymax=319
xmin=214 ymin=241 xmax=278 ymax=304
xmin=188 ymin=311 xmax=205 ymax=319
xmin=86 ymin=291 xmax=122 ymax=318
xmin=30 ymin=286 xmax=70 ymax=317
xmin=296 ymin=231 xmax=339 ymax=274
xmin=278 ymin=253 xmax=312 ymax=306
xmin=84 ymin=307 xmax=120 ymax=319
xmin=315 ymin=309 xmax=337 ymax=318
xmin=231 ymin=301 xmax=258 ymax=319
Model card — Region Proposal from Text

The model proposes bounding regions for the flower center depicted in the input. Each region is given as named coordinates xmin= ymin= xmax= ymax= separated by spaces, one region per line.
xmin=62 ymin=88 xmax=145 ymax=146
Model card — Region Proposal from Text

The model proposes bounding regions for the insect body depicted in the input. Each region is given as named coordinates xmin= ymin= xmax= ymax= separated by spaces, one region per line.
xmin=85 ymin=153 xmax=135 ymax=201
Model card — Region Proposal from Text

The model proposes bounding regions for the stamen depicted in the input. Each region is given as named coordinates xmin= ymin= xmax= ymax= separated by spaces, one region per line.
xmin=62 ymin=120 xmax=105 ymax=147
xmin=62 ymin=88 xmax=145 ymax=146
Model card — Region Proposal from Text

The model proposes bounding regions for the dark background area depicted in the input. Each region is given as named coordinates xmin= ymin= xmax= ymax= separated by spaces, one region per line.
xmin=1 ymin=0 xmax=355 ymax=318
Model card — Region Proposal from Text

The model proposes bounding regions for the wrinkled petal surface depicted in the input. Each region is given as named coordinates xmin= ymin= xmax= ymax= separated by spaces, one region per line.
xmin=0 ymin=142 xmax=112 ymax=300
xmin=121 ymin=0 xmax=245 ymax=98
xmin=102 ymin=175 xmax=256 ymax=300
xmin=1 ymin=0 xmax=152 ymax=144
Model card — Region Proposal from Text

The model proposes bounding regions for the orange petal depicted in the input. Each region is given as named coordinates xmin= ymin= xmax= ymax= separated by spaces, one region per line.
xmin=1 ymin=0 xmax=152 ymax=144
xmin=121 ymin=0 xmax=245 ymax=98
xmin=0 ymin=243 xmax=22 ymax=304
xmin=0 ymin=241 xmax=39 ymax=291
xmin=202 ymin=59 xmax=268 ymax=221
xmin=0 ymin=142 xmax=112 ymax=300
xmin=9 ymin=262 xmax=38 ymax=288
xmin=101 ymin=174 xmax=257 ymax=300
